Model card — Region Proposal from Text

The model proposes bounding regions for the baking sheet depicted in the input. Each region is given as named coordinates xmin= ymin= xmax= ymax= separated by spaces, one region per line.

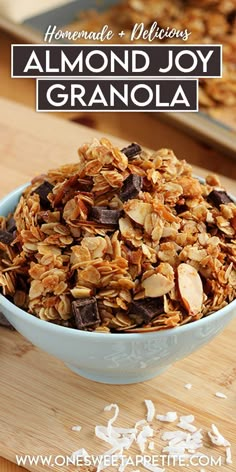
xmin=0 ymin=0 xmax=235 ymax=157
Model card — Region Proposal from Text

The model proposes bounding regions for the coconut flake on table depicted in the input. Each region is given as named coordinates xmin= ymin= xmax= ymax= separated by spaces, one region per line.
xmin=226 ymin=446 xmax=232 ymax=464
xmin=104 ymin=403 xmax=120 ymax=434
xmin=162 ymin=445 xmax=186 ymax=455
xmin=148 ymin=441 xmax=155 ymax=450
xmin=166 ymin=431 xmax=189 ymax=446
xmin=71 ymin=425 xmax=82 ymax=432
xmin=179 ymin=415 xmax=195 ymax=423
xmin=95 ymin=424 xmax=134 ymax=449
xmin=156 ymin=412 xmax=178 ymax=422
xmin=135 ymin=419 xmax=147 ymax=428
xmin=95 ymin=402 xmax=140 ymax=472
xmin=215 ymin=392 xmax=227 ymax=399
xmin=145 ymin=399 xmax=155 ymax=422
xmin=161 ymin=430 xmax=187 ymax=441
xmin=113 ymin=427 xmax=136 ymax=434
xmin=70 ymin=401 xmax=231 ymax=472
xmin=96 ymin=403 xmax=136 ymax=452
xmin=161 ymin=426 xmax=203 ymax=457
xmin=177 ymin=419 xmax=197 ymax=433
xmin=184 ymin=384 xmax=192 ymax=390
xmin=208 ymin=424 xmax=231 ymax=447
xmin=136 ymin=424 xmax=154 ymax=453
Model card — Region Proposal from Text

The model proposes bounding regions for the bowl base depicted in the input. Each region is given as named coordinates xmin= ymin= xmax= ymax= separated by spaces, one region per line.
xmin=65 ymin=363 xmax=169 ymax=384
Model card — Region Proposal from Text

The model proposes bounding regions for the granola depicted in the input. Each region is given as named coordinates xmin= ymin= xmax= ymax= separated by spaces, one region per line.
xmin=0 ymin=138 xmax=235 ymax=332
xmin=68 ymin=0 xmax=236 ymax=129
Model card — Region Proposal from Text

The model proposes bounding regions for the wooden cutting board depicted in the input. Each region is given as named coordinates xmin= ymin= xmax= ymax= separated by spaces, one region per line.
xmin=0 ymin=98 xmax=235 ymax=472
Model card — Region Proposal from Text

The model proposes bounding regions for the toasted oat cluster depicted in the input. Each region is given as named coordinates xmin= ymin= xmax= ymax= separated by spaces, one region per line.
xmin=69 ymin=0 xmax=236 ymax=129
xmin=0 ymin=139 xmax=235 ymax=332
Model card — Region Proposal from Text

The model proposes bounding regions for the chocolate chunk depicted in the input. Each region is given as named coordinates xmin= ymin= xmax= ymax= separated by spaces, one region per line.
xmin=120 ymin=174 xmax=143 ymax=202
xmin=90 ymin=207 xmax=121 ymax=225
xmin=72 ymin=297 xmax=101 ymax=329
xmin=34 ymin=181 xmax=54 ymax=208
xmin=6 ymin=217 xmax=16 ymax=233
xmin=129 ymin=297 xmax=164 ymax=324
xmin=0 ymin=312 xmax=14 ymax=329
xmin=0 ymin=230 xmax=14 ymax=244
xmin=227 ymin=10 xmax=236 ymax=25
xmin=207 ymin=190 xmax=233 ymax=209
xmin=121 ymin=143 xmax=142 ymax=159
xmin=175 ymin=203 xmax=188 ymax=214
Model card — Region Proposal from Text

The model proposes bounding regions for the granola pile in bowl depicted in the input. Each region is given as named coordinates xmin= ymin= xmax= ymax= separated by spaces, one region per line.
xmin=0 ymin=138 xmax=235 ymax=333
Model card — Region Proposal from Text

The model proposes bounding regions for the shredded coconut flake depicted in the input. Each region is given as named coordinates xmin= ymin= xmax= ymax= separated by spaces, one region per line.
xmin=136 ymin=425 xmax=154 ymax=453
xmin=226 ymin=446 xmax=232 ymax=464
xmin=208 ymin=424 xmax=231 ymax=447
xmin=156 ymin=412 xmax=178 ymax=422
xmin=145 ymin=400 xmax=155 ymax=422
xmin=114 ymin=427 xmax=136 ymax=434
xmin=184 ymin=383 xmax=192 ymax=390
xmin=179 ymin=415 xmax=195 ymax=423
xmin=162 ymin=445 xmax=186 ymax=455
xmin=169 ymin=432 xmax=189 ymax=446
xmin=148 ymin=441 xmax=155 ymax=450
xmin=215 ymin=392 xmax=227 ymax=399
xmin=104 ymin=403 xmax=120 ymax=434
xmin=161 ymin=431 xmax=186 ymax=441
xmin=71 ymin=425 xmax=82 ymax=432
xmin=135 ymin=419 xmax=147 ymax=428
xmin=70 ymin=401 xmax=231 ymax=472
xmin=177 ymin=421 xmax=197 ymax=433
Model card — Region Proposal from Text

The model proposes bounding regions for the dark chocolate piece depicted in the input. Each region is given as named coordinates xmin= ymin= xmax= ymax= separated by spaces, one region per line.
xmin=6 ymin=217 xmax=16 ymax=233
xmin=72 ymin=297 xmax=101 ymax=329
xmin=121 ymin=143 xmax=142 ymax=159
xmin=175 ymin=203 xmax=188 ymax=214
xmin=0 ymin=230 xmax=14 ymax=244
xmin=90 ymin=207 xmax=121 ymax=225
xmin=207 ymin=190 xmax=233 ymax=209
xmin=120 ymin=174 xmax=143 ymax=202
xmin=0 ymin=312 xmax=14 ymax=329
xmin=227 ymin=10 xmax=236 ymax=25
xmin=129 ymin=297 xmax=164 ymax=324
xmin=34 ymin=181 xmax=54 ymax=208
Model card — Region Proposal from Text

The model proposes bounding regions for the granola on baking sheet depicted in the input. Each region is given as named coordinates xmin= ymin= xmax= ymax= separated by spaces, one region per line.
xmin=67 ymin=0 xmax=236 ymax=129
xmin=0 ymin=139 xmax=235 ymax=332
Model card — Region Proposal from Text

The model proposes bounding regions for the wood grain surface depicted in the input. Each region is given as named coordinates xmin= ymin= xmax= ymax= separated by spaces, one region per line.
xmin=0 ymin=98 xmax=235 ymax=472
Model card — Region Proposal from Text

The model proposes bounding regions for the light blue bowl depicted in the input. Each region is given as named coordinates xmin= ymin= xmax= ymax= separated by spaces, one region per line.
xmin=0 ymin=184 xmax=235 ymax=384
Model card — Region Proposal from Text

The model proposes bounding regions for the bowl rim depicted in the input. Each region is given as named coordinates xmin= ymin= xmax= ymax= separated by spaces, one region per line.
xmin=0 ymin=180 xmax=235 ymax=340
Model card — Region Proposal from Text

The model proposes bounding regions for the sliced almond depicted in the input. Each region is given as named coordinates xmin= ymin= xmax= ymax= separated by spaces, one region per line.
xmin=177 ymin=263 xmax=203 ymax=315
xmin=124 ymin=200 xmax=152 ymax=225
xmin=142 ymin=273 xmax=174 ymax=297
